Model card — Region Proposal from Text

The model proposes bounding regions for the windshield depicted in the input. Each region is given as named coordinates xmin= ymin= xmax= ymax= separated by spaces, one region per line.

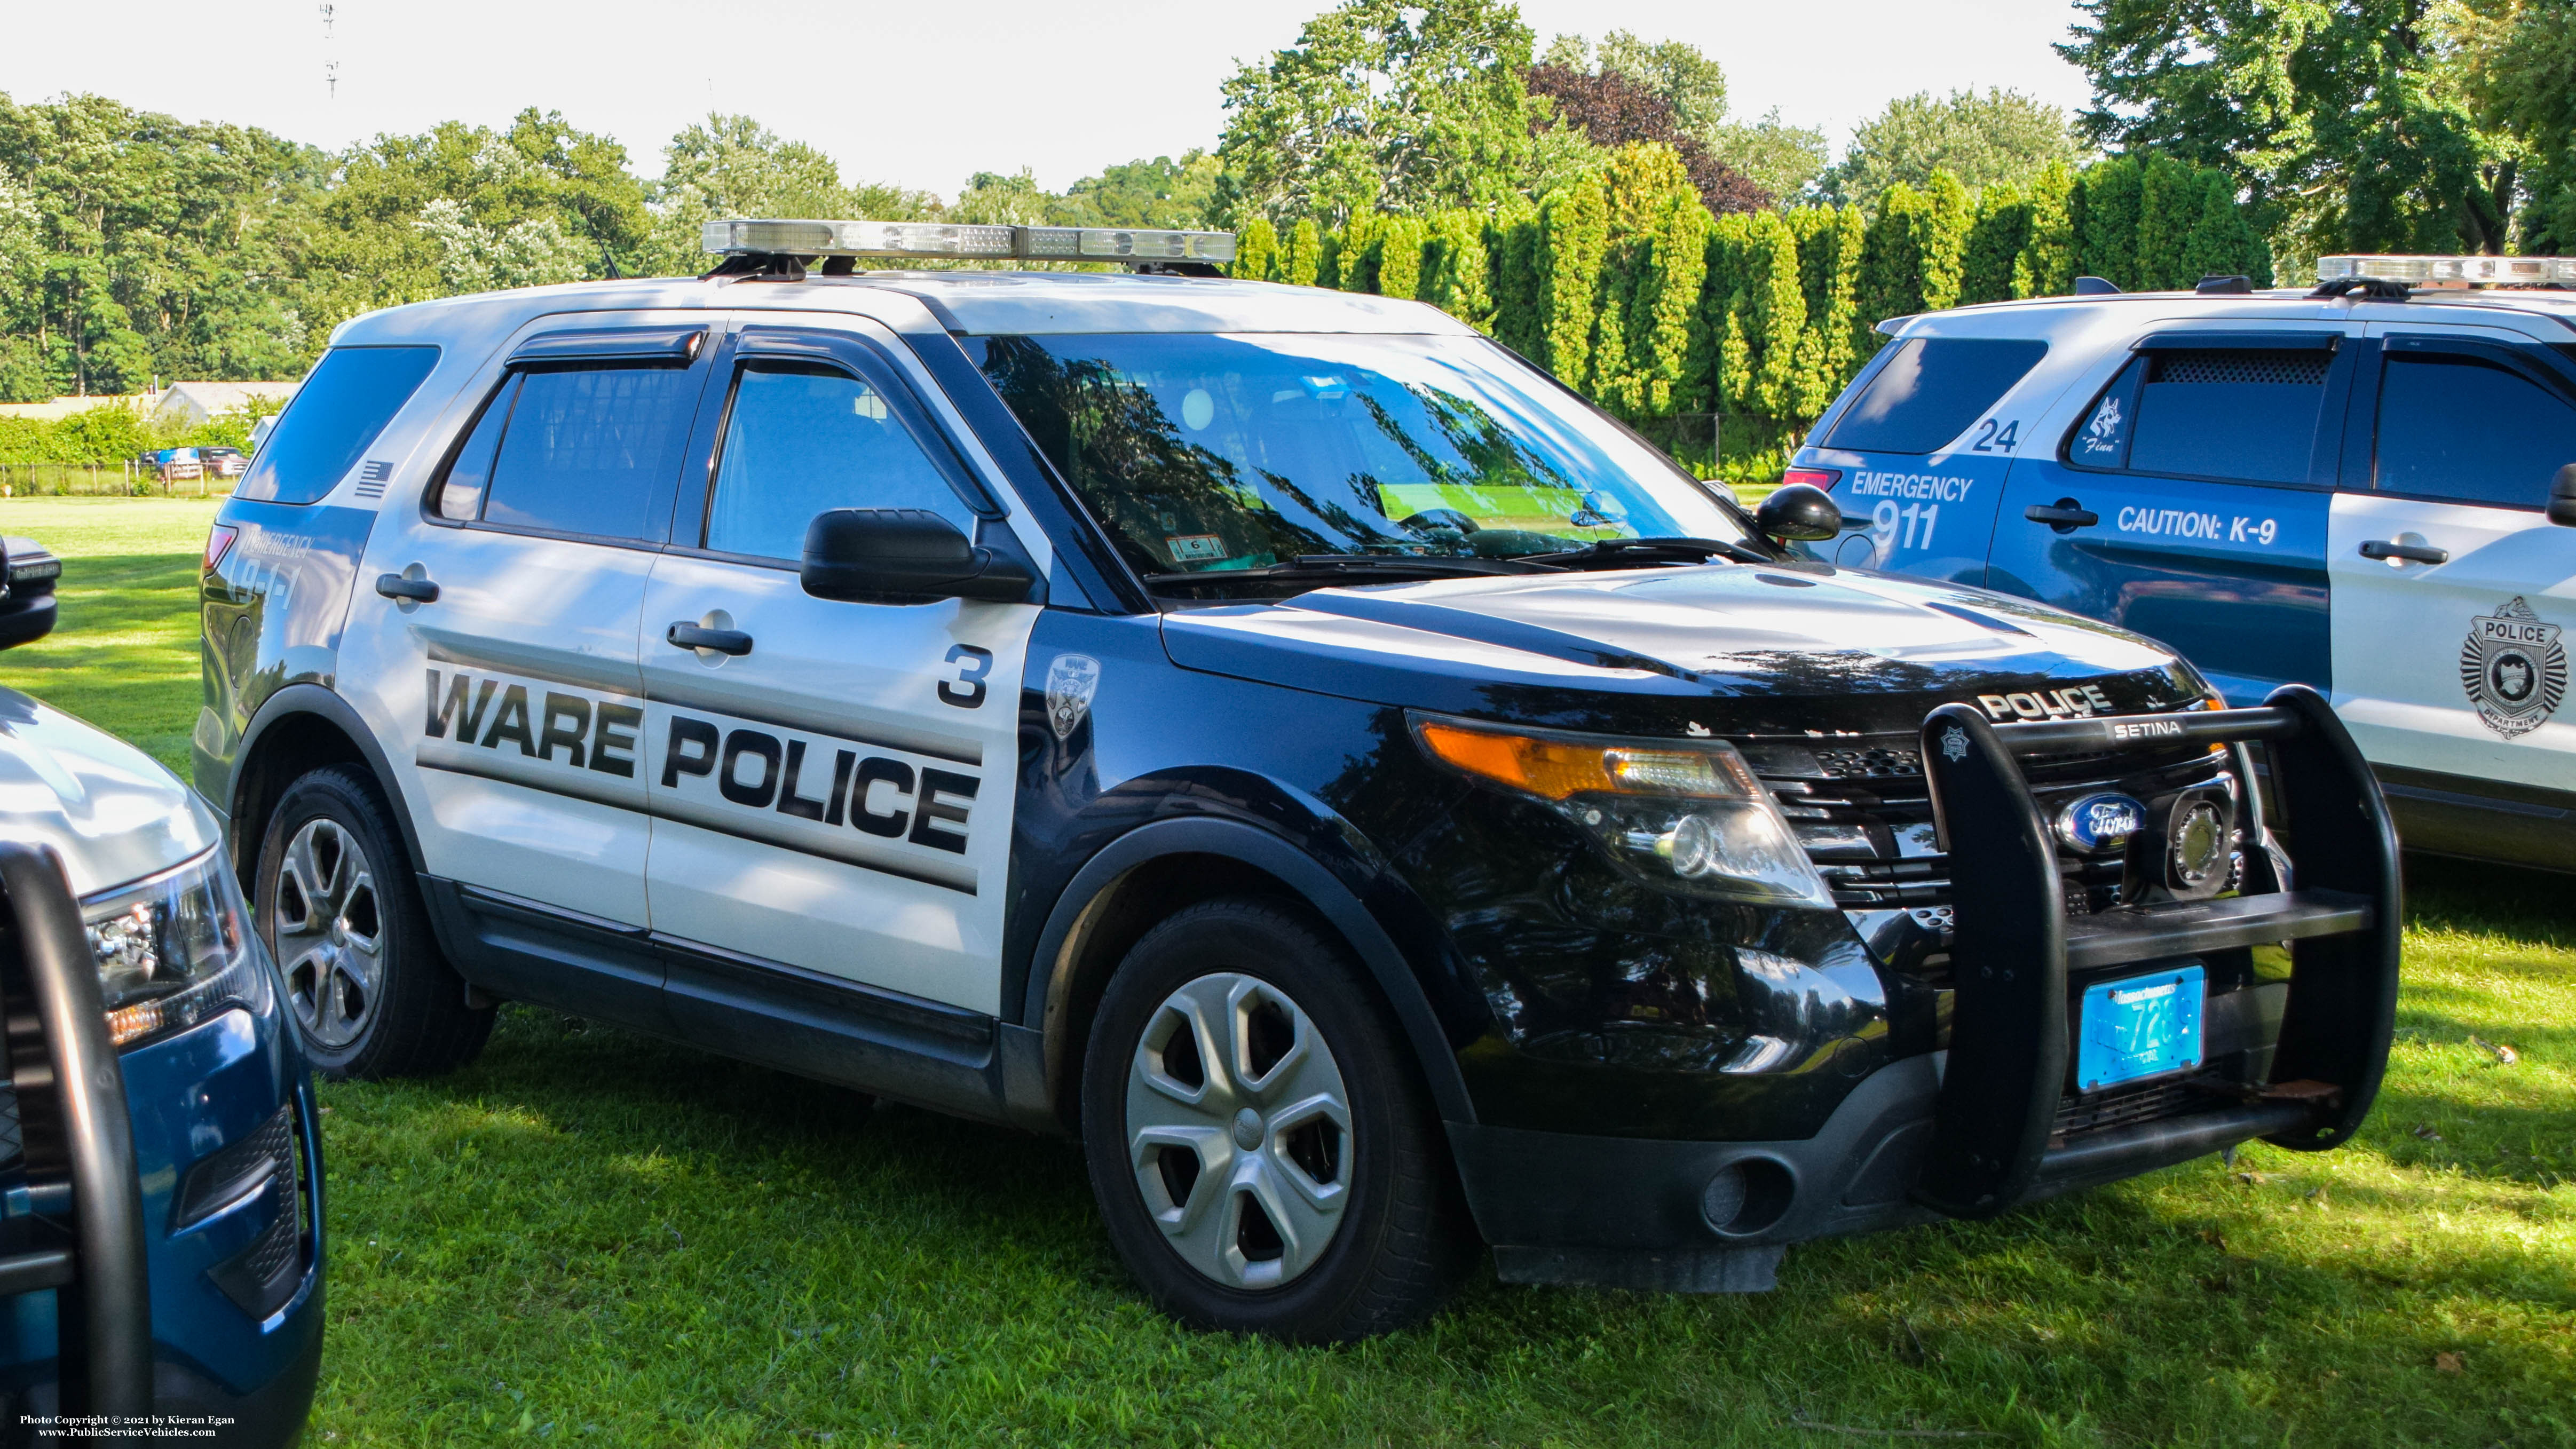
xmin=968 ymin=332 xmax=1753 ymax=580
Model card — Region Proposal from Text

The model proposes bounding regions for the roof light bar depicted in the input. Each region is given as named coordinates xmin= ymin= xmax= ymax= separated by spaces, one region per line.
xmin=2319 ymin=254 xmax=2576 ymax=287
xmin=702 ymin=218 xmax=1235 ymax=265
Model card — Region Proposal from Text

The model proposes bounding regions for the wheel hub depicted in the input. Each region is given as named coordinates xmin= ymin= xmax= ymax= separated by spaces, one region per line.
xmin=270 ymin=817 xmax=385 ymax=1051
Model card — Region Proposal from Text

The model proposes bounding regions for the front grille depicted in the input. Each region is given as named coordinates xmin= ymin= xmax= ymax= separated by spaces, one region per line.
xmin=2052 ymin=1071 xmax=2227 ymax=1143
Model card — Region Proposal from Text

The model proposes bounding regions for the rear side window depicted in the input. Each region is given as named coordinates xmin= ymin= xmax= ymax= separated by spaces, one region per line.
xmin=2374 ymin=352 xmax=2576 ymax=508
xmin=1826 ymin=338 xmax=2048 ymax=454
xmin=472 ymin=365 xmax=700 ymax=541
xmin=2071 ymin=349 xmax=2327 ymax=485
xmin=236 ymin=346 xmax=440 ymax=504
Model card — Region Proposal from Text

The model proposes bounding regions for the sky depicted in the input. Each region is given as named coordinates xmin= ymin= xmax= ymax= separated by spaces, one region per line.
xmin=0 ymin=0 xmax=2099 ymax=197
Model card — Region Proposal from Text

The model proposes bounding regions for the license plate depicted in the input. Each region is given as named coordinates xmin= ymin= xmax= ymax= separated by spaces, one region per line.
xmin=2075 ymin=964 xmax=2204 ymax=1091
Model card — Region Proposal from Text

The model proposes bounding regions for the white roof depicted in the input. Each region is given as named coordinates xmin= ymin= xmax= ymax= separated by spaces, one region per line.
xmin=329 ymin=271 xmax=1479 ymax=353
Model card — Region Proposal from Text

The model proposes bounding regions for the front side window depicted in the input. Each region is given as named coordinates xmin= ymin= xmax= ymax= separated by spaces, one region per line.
xmin=971 ymin=331 xmax=1751 ymax=578
xmin=471 ymin=364 xmax=699 ymax=540
xmin=238 ymin=346 xmax=440 ymax=505
xmin=2374 ymin=352 xmax=2576 ymax=509
xmin=703 ymin=360 xmax=978 ymax=560
xmin=2072 ymin=347 xmax=2328 ymax=485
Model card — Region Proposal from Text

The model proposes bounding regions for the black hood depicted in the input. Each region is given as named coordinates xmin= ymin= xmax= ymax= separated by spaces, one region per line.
xmin=1158 ymin=564 xmax=2212 ymax=738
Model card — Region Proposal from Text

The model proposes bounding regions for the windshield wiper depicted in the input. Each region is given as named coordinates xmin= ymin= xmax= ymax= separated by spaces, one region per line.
xmin=1142 ymin=555 xmax=1545 ymax=588
xmin=1514 ymin=536 xmax=1772 ymax=569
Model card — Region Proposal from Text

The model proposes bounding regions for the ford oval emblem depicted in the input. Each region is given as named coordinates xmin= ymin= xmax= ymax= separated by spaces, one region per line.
xmin=2057 ymin=792 xmax=2146 ymax=853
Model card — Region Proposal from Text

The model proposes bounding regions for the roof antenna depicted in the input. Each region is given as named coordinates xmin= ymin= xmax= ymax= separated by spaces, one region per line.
xmin=600 ymin=245 xmax=622 ymax=281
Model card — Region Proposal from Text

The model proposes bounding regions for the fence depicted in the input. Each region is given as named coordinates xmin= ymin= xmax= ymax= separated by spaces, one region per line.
xmin=1626 ymin=413 xmax=1805 ymax=488
xmin=0 ymin=462 xmax=235 ymax=498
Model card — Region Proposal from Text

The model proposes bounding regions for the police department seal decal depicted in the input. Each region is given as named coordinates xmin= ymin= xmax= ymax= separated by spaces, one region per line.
xmin=1046 ymin=654 xmax=1101 ymax=741
xmin=2459 ymin=598 xmax=2565 ymax=740
xmin=1940 ymin=725 xmax=1970 ymax=762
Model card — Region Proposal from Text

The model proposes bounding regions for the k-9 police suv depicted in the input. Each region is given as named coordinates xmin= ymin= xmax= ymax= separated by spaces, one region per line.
xmin=195 ymin=218 xmax=2397 ymax=1342
xmin=0 ymin=540 xmax=322 ymax=1440
xmin=1788 ymin=254 xmax=2576 ymax=874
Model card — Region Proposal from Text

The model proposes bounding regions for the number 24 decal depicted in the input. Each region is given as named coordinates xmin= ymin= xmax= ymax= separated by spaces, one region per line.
xmin=939 ymin=645 xmax=994 ymax=708
xmin=1970 ymin=418 xmax=2020 ymax=453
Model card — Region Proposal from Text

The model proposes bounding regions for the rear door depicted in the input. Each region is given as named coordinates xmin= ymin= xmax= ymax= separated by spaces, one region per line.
xmin=2329 ymin=324 xmax=2576 ymax=851
xmin=1984 ymin=325 xmax=2356 ymax=704
xmin=338 ymin=318 xmax=713 ymax=1010
xmin=635 ymin=320 xmax=1045 ymax=1017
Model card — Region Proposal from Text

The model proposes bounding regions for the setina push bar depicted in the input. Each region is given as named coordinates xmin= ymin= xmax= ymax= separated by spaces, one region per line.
xmin=1913 ymin=684 xmax=2401 ymax=1220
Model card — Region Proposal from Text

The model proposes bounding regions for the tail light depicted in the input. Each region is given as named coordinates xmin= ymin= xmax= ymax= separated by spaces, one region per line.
xmin=1782 ymin=468 xmax=1842 ymax=490
xmin=203 ymin=523 xmax=239 ymax=573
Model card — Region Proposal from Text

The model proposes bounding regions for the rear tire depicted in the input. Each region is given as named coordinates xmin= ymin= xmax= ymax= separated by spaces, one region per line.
xmin=255 ymin=765 xmax=493 ymax=1079
xmin=1080 ymin=897 xmax=1470 ymax=1342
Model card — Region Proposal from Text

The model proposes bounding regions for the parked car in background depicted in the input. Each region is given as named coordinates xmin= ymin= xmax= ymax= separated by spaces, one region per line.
xmin=1784 ymin=256 xmax=2576 ymax=873
xmin=0 ymin=536 xmax=322 ymax=1442
xmin=151 ymin=448 xmax=203 ymax=484
xmin=200 ymin=447 xmax=248 ymax=480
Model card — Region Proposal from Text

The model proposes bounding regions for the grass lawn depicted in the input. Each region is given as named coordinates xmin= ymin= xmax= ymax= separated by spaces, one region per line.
xmin=2 ymin=498 xmax=2569 ymax=1447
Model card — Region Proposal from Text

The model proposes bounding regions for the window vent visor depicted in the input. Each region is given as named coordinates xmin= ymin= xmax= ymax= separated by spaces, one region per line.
xmin=508 ymin=327 xmax=705 ymax=366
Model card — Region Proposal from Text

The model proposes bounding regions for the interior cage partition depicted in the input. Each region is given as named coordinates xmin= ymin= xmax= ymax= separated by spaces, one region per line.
xmin=1909 ymin=684 xmax=2401 ymax=1220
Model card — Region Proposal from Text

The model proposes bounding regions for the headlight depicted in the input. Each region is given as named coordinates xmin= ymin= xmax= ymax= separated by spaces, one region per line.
xmin=1411 ymin=714 xmax=1837 ymax=910
xmin=83 ymin=849 xmax=273 ymax=1049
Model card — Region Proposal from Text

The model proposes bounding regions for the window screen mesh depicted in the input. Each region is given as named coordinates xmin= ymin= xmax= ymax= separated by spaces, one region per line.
xmin=2150 ymin=350 xmax=2329 ymax=387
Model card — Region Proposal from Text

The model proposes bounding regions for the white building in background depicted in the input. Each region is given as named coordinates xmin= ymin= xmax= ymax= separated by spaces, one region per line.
xmin=0 ymin=381 xmax=298 ymax=425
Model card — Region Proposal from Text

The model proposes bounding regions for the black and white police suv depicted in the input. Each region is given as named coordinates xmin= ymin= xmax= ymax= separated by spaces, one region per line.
xmin=1784 ymin=252 xmax=2576 ymax=874
xmin=194 ymin=218 xmax=2399 ymax=1341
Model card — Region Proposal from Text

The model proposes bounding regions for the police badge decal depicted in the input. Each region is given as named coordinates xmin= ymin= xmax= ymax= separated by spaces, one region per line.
xmin=2459 ymin=598 xmax=2566 ymax=739
xmin=1046 ymin=654 xmax=1102 ymax=742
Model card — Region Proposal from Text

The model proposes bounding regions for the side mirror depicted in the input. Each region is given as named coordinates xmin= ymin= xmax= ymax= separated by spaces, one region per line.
xmin=801 ymin=509 xmax=1039 ymax=605
xmin=0 ymin=538 xmax=60 ymax=651
xmin=2551 ymin=465 xmax=2576 ymax=528
xmin=1755 ymin=483 xmax=1844 ymax=543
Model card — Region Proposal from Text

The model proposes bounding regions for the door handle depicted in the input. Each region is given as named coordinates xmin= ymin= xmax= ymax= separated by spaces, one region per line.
xmin=2024 ymin=501 xmax=2100 ymax=530
xmin=375 ymin=573 xmax=439 ymax=603
xmin=2359 ymin=539 xmax=2449 ymax=565
xmin=667 ymin=622 xmax=753 ymax=656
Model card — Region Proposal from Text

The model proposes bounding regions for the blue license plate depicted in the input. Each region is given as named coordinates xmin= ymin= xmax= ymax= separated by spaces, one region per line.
xmin=2075 ymin=965 xmax=2204 ymax=1091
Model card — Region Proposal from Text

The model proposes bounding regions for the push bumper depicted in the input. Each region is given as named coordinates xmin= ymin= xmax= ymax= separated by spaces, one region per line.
xmin=1450 ymin=686 xmax=2400 ymax=1291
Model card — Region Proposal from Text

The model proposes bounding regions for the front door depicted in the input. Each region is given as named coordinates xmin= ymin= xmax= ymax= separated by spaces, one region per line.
xmin=2329 ymin=327 xmax=2576 ymax=842
xmin=635 ymin=322 xmax=1044 ymax=1016
xmin=1984 ymin=328 xmax=2353 ymax=704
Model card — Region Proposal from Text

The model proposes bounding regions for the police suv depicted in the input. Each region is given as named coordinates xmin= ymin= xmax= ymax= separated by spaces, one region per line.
xmin=1789 ymin=255 xmax=2576 ymax=874
xmin=195 ymin=218 xmax=2398 ymax=1342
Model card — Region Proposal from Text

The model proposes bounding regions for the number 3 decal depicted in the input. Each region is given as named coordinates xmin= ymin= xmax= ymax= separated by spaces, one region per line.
xmin=939 ymin=644 xmax=994 ymax=708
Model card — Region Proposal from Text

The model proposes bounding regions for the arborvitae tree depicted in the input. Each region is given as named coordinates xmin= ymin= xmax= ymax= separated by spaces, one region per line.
xmin=2134 ymin=156 xmax=2200 ymax=291
xmin=1787 ymin=204 xmax=1867 ymax=396
xmin=2013 ymin=160 xmax=2077 ymax=298
xmin=1598 ymin=143 xmax=1706 ymax=416
xmin=1490 ymin=207 xmax=1544 ymax=356
xmin=1537 ymin=175 xmax=1608 ymax=389
xmin=1233 ymin=216 xmax=1281 ymax=282
xmin=1421 ymin=210 xmax=1497 ymax=330
xmin=1856 ymin=180 xmax=1930 ymax=357
xmin=1378 ymin=214 xmax=1427 ymax=299
xmin=1958 ymin=182 xmax=2030 ymax=305
xmin=2178 ymin=170 xmax=2266 ymax=285
xmin=1916 ymin=169 xmax=1973 ymax=310
xmin=1741 ymin=210 xmax=1809 ymax=419
xmin=2072 ymin=157 xmax=2143 ymax=290
xmin=1284 ymin=217 xmax=1323 ymax=286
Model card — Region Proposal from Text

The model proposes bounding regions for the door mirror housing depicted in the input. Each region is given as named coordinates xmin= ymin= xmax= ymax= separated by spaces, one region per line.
xmin=0 ymin=538 xmax=62 ymax=651
xmin=801 ymin=509 xmax=1040 ymax=605
xmin=1755 ymin=483 xmax=1844 ymax=543
xmin=2552 ymin=464 xmax=2576 ymax=527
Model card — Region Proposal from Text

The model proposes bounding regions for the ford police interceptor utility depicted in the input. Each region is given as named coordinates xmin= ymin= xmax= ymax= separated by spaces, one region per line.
xmin=0 ymin=539 xmax=322 ymax=1440
xmin=1785 ymin=255 xmax=2576 ymax=875
xmin=192 ymin=218 xmax=2398 ymax=1342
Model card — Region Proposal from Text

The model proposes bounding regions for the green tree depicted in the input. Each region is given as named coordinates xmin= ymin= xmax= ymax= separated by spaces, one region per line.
xmin=1049 ymin=152 xmax=1223 ymax=228
xmin=2059 ymin=0 xmax=2509 ymax=258
xmin=2013 ymin=160 xmax=2079 ymax=297
xmin=1231 ymin=216 xmax=1281 ymax=281
xmin=1820 ymin=89 xmax=2083 ymax=209
xmin=2071 ymin=156 xmax=2144 ymax=289
xmin=1959 ymin=183 xmax=2032 ymax=305
xmin=2447 ymin=0 xmax=2576 ymax=251
xmin=1708 ymin=111 xmax=1833 ymax=203
xmin=1536 ymin=175 xmax=1608 ymax=387
xmin=1218 ymin=0 xmax=1545 ymax=227
xmin=651 ymin=113 xmax=934 ymax=272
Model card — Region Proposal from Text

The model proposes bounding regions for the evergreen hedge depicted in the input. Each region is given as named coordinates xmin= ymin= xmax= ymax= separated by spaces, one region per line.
xmin=1227 ymin=146 xmax=2273 ymax=473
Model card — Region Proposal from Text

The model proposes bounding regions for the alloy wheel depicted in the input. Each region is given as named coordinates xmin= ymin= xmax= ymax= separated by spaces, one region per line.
xmin=271 ymin=818 xmax=384 ymax=1050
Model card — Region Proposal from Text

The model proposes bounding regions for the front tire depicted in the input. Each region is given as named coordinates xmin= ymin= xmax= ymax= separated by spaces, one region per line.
xmin=255 ymin=765 xmax=493 ymax=1079
xmin=1080 ymin=897 xmax=1469 ymax=1341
